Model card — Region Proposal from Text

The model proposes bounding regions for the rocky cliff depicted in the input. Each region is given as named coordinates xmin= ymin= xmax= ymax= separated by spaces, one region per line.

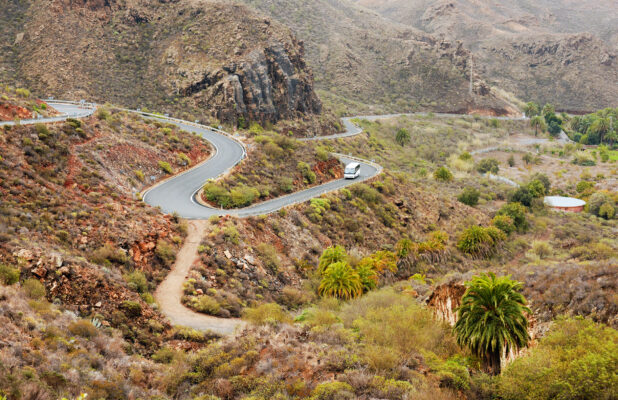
xmin=0 ymin=0 xmax=326 ymax=128
xmin=233 ymin=0 xmax=519 ymax=115
xmin=350 ymin=0 xmax=618 ymax=111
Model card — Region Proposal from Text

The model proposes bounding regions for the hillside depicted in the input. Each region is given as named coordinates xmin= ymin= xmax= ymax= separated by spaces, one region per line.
xmin=0 ymin=0 xmax=337 ymax=133
xmin=351 ymin=0 xmax=618 ymax=112
xmin=234 ymin=0 xmax=519 ymax=116
xmin=0 ymin=90 xmax=217 ymax=352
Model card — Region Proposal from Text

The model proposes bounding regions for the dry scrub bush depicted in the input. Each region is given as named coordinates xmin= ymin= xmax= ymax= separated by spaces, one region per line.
xmin=243 ymin=303 xmax=291 ymax=327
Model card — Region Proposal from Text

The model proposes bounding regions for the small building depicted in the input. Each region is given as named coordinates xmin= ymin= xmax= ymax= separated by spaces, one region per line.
xmin=544 ymin=196 xmax=586 ymax=212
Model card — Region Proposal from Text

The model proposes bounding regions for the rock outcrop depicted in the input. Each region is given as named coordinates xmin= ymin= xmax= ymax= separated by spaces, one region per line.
xmin=179 ymin=39 xmax=322 ymax=125
xmin=3 ymin=0 xmax=327 ymax=129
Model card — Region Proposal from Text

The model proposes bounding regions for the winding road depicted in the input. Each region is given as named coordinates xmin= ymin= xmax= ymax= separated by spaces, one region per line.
xmin=23 ymin=101 xmax=534 ymax=335
xmin=141 ymin=116 xmax=380 ymax=219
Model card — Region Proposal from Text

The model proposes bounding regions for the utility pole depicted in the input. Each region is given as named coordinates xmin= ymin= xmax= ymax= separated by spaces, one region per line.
xmin=469 ymin=53 xmax=473 ymax=96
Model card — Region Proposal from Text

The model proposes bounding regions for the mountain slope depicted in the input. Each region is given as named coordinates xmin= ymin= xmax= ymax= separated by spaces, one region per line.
xmin=351 ymin=0 xmax=618 ymax=111
xmin=0 ymin=0 xmax=329 ymax=129
xmin=234 ymin=0 xmax=518 ymax=115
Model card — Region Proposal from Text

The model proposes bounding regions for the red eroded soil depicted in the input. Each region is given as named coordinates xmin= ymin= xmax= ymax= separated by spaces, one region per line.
xmin=0 ymin=103 xmax=32 ymax=121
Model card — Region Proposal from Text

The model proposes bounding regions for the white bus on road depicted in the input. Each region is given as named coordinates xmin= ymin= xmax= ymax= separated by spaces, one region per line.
xmin=344 ymin=162 xmax=361 ymax=179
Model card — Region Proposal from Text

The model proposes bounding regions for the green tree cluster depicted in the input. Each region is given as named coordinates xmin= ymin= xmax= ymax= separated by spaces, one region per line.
xmin=569 ymin=107 xmax=617 ymax=145
xmin=317 ymin=246 xmax=396 ymax=300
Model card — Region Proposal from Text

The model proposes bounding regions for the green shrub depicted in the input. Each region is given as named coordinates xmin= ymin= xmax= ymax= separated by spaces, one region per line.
xmin=509 ymin=186 xmax=534 ymax=207
xmin=576 ymin=180 xmax=595 ymax=193
xmin=476 ymin=158 xmax=500 ymax=174
xmin=433 ymin=358 xmax=471 ymax=390
xmin=203 ymin=182 xmax=232 ymax=207
xmin=152 ymin=347 xmax=176 ymax=363
xmin=491 ymin=215 xmax=515 ymax=235
xmin=0 ymin=264 xmax=20 ymax=285
xmin=190 ymin=295 xmax=221 ymax=315
xmin=278 ymin=177 xmax=294 ymax=193
xmin=134 ymin=169 xmax=145 ymax=182
xmin=222 ymin=223 xmax=239 ymax=244
xmin=459 ymin=152 xmax=472 ymax=161
xmin=23 ymin=278 xmax=46 ymax=299
xmin=119 ymin=300 xmax=142 ymax=317
xmin=155 ymin=240 xmax=176 ymax=267
xmin=310 ymin=381 xmax=355 ymax=400
xmin=457 ymin=226 xmax=505 ymax=258
xmin=256 ymin=243 xmax=281 ymax=272
xmin=15 ymin=88 xmax=30 ymax=98
xmin=35 ymin=123 xmax=49 ymax=138
xmin=352 ymin=183 xmax=381 ymax=203
xmin=526 ymin=179 xmax=546 ymax=198
xmin=363 ymin=344 xmax=399 ymax=372
xmin=599 ymin=202 xmax=615 ymax=219
xmin=90 ymin=243 xmax=129 ymax=265
xmin=177 ymin=152 xmax=191 ymax=166
xmin=96 ymin=108 xmax=110 ymax=120
xmin=125 ymin=271 xmax=148 ymax=293
xmin=68 ymin=320 xmax=98 ymax=338
xmin=173 ymin=326 xmax=211 ymax=342
xmin=497 ymin=202 xmax=528 ymax=232
xmin=458 ymin=187 xmax=480 ymax=206
xmin=507 ymin=155 xmax=515 ymax=167
xmin=243 ymin=303 xmax=291 ymax=326
xmin=230 ymin=185 xmax=259 ymax=207
xmin=499 ymin=317 xmax=617 ymax=400
xmin=588 ymin=192 xmax=615 ymax=218
xmin=531 ymin=240 xmax=553 ymax=259
xmin=434 ymin=166 xmax=453 ymax=181
xmin=158 ymin=161 xmax=173 ymax=174
xmin=298 ymin=161 xmax=317 ymax=184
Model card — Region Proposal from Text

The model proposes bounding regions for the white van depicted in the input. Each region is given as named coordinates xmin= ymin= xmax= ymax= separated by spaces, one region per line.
xmin=344 ymin=162 xmax=361 ymax=179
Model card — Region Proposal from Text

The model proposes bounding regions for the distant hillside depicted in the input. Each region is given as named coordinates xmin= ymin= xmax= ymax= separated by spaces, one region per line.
xmin=0 ymin=0 xmax=334 ymax=132
xmin=351 ymin=0 xmax=618 ymax=112
xmin=234 ymin=0 xmax=518 ymax=115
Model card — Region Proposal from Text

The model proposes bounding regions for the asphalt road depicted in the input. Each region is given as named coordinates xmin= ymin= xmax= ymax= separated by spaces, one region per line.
xmin=142 ymin=118 xmax=381 ymax=219
xmin=0 ymin=102 xmax=94 ymax=126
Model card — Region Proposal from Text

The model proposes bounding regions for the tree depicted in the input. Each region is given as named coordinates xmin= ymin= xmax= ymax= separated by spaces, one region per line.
xmin=318 ymin=245 xmax=347 ymax=273
xmin=318 ymin=262 xmax=363 ymax=300
xmin=548 ymin=121 xmax=562 ymax=137
xmin=509 ymin=186 xmax=534 ymax=207
xmin=523 ymin=102 xmax=540 ymax=117
xmin=587 ymin=117 xmax=610 ymax=145
xmin=395 ymin=128 xmax=411 ymax=147
xmin=507 ymin=155 xmax=515 ymax=167
xmin=530 ymin=116 xmax=546 ymax=136
xmin=542 ymin=103 xmax=555 ymax=116
xmin=497 ymin=202 xmax=528 ymax=231
xmin=454 ymin=273 xmax=530 ymax=375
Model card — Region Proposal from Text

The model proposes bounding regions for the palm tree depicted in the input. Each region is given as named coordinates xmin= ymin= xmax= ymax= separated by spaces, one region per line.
xmin=318 ymin=262 xmax=363 ymax=299
xmin=454 ymin=272 xmax=530 ymax=375
xmin=587 ymin=117 xmax=610 ymax=145
xmin=318 ymin=245 xmax=347 ymax=273
xmin=523 ymin=102 xmax=539 ymax=117
xmin=530 ymin=116 xmax=545 ymax=136
xmin=395 ymin=128 xmax=411 ymax=147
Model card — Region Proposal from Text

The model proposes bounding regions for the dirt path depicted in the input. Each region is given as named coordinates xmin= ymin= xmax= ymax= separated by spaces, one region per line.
xmin=154 ymin=220 xmax=244 ymax=335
